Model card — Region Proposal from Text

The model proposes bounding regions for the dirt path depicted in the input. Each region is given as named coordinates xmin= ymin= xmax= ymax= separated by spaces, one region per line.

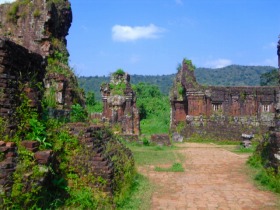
xmin=139 ymin=143 xmax=279 ymax=210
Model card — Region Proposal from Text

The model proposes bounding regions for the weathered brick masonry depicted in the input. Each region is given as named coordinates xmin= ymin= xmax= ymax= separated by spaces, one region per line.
xmin=0 ymin=0 xmax=84 ymax=111
xmin=0 ymin=1 xmax=135 ymax=204
xmin=263 ymin=38 xmax=280 ymax=171
xmin=101 ymin=72 xmax=140 ymax=135
xmin=0 ymin=38 xmax=46 ymax=135
xmin=171 ymin=59 xmax=279 ymax=140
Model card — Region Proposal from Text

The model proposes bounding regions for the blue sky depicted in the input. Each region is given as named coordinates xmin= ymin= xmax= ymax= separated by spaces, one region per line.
xmin=1 ymin=0 xmax=280 ymax=76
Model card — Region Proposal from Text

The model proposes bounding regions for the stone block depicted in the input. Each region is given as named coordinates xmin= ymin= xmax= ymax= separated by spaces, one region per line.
xmin=0 ymin=147 xmax=9 ymax=153
xmin=151 ymin=134 xmax=171 ymax=146
xmin=172 ymin=132 xmax=184 ymax=142
xmin=21 ymin=141 xmax=39 ymax=152
xmin=34 ymin=150 xmax=53 ymax=165
xmin=5 ymin=142 xmax=15 ymax=148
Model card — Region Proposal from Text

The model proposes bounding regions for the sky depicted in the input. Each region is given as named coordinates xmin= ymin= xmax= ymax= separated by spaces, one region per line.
xmin=1 ymin=0 xmax=280 ymax=76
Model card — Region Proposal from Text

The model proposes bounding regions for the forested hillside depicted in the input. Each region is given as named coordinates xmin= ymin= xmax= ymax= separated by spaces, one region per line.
xmin=260 ymin=69 xmax=278 ymax=86
xmin=196 ymin=65 xmax=276 ymax=86
xmin=78 ymin=74 xmax=175 ymax=100
xmin=78 ymin=65 xmax=276 ymax=100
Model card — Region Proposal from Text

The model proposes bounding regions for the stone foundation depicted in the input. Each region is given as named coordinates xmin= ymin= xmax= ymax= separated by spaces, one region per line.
xmin=151 ymin=134 xmax=171 ymax=146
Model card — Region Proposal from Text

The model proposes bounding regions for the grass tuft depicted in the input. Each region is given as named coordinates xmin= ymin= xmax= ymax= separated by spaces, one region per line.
xmin=155 ymin=162 xmax=184 ymax=172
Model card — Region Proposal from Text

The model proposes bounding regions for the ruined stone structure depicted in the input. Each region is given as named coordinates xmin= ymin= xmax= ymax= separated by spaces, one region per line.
xmin=171 ymin=59 xmax=279 ymax=140
xmin=0 ymin=1 xmax=135 ymax=207
xmin=0 ymin=0 xmax=84 ymax=111
xmin=0 ymin=38 xmax=46 ymax=135
xmin=0 ymin=0 xmax=72 ymax=57
xmin=66 ymin=123 xmax=134 ymax=194
xmin=101 ymin=72 xmax=140 ymax=135
xmin=262 ymin=37 xmax=280 ymax=172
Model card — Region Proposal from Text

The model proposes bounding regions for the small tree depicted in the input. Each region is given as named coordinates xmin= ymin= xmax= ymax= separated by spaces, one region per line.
xmin=86 ymin=91 xmax=96 ymax=106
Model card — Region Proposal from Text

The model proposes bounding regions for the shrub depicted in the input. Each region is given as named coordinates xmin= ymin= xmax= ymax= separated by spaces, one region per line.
xmin=113 ymin=69 xmax=125 ymax=76
xmin=70 ymin=104 xmax=87 ymax=122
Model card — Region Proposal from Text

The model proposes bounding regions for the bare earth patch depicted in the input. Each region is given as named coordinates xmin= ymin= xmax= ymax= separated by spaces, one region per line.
xmin=138 ymin=143 xmax=279 ymax=210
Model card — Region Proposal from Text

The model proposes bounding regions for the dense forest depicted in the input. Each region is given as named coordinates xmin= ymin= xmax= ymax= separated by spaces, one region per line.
xmin=196 ymin=65 xmax=276 ymax=86
xmin=260 ymin=69 xmax=278 ymax=86
xmin=78 ymin=65 xmax=276 ymax=100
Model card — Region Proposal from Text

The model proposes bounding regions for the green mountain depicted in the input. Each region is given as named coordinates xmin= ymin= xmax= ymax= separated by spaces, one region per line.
xmin=78 ymin=65 xmax=276 ymax=101
xmin=195 ymin=65 xmax=276 ymax=86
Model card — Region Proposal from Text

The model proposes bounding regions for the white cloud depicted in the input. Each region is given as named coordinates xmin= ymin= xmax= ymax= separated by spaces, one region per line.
xmin=205 ymin=59 xmax=232 ymax=68
xmin=175 ymin=0 xmax=183 ymax=5
xmin=0 ymin=0 xmax=16 ymax=4
xmin=112 ymin=24 xmax=165 ymax=42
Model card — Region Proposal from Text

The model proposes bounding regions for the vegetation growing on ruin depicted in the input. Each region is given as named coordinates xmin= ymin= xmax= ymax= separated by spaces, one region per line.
xmin=1 ymin=89 xmax=137 ymax=209
xmin=246 ymin=135 xmax=280 ymax=194
xmin=184 ymin=58 xmax=196 ymax=72
xmin=248 ymin=154 xmax=280 ymax=193
xmin=109 ymin=83 xmax=127 ymax=95
xmin=6 ymin=0 xmax=31 ymax=23
xmin=113 ymin=68 xmax=125 ymax=76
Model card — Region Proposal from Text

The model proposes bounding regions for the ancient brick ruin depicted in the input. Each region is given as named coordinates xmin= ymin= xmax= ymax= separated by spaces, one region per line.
xmin=170 ymin=59 xmax=279 ymax=140
xmin=0 ymin=0 xmax=72 ymax=57
xmin=0 ymin=1 xmax=133 ymax=207
xmin=262 ymin=37 xmax=280 ymax=172
xmin=66 ymin=123 xmax=134 ymax=194
xmin=100 ymin=72 xmax=140 ymax=135
xmin=0 ymin=38 xmax=46 ymax=136
xmin=0 ymin=0 xmax=84 ymax=111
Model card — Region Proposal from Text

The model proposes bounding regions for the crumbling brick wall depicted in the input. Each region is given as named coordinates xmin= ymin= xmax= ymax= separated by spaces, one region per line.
xmin=0 ymin=0 xmax=84 ymax=111
xmin=0 ymin=38 xmax=45 ymax=135
xmin=260 ymin=38 xmax=280 ymax=172
xmin=171 ymin=59 xmax=279 ymax=140
xmin=100 ymin=72 xmax=140 ymax=135
xmin=66 ymin=123 xmax=135 ymax=194
xmin=0 ymin=0 xmax=72 ymax=57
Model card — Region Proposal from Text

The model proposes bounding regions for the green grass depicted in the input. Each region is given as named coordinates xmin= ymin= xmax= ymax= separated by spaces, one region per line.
xmin=140 ymin=118 xmax=169 ymax=135
xmin=155 ymin=162 xmax=184 ymax=172
xmin=120 ymin=142 xmax=185 ymax=209
xmin=186 ymin=134 xmax=258 ymax=146
xmin=232 ymin=145 xmax=256 ymax=154
xmin=127 ymin=144 xmax=183 ymax=166
xmin=247 ymin=155 xmax=280 ymax=194
xmin=117 ymin=174 xmax=153 ymax=210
